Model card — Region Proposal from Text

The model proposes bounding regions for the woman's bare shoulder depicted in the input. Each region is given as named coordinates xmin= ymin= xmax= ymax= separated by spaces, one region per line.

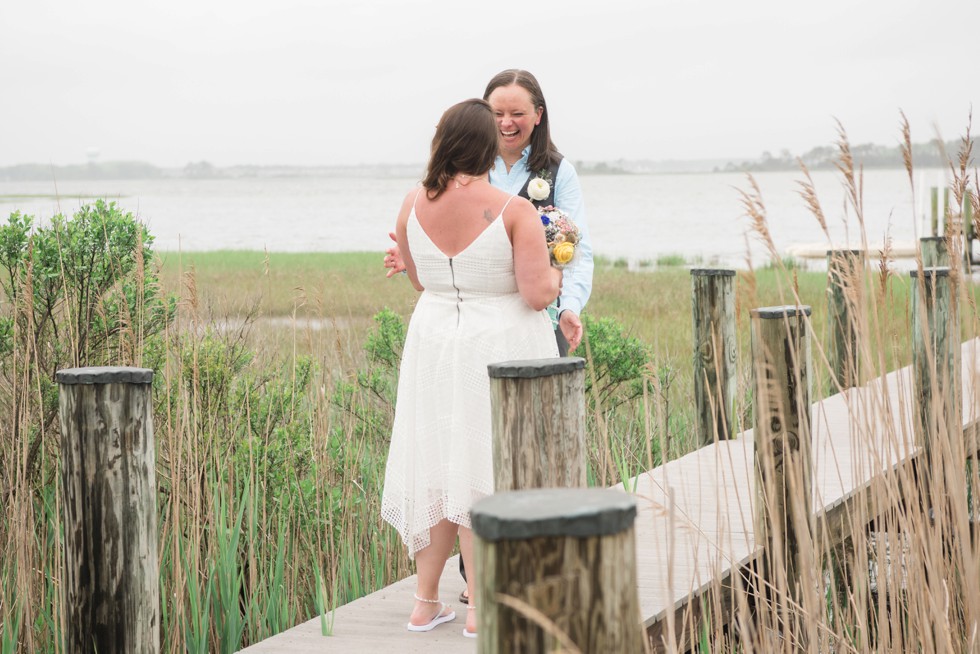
xmin=502 ymin=194 xmax=537 ymax=222
xmin=397 ymin=185 xmax=424 ymax=218
xmin=402 ymin=185 xmax=425 ymax=206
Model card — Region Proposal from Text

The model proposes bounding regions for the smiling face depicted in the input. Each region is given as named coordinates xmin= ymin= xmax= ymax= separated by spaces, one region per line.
xmin=487 ymin=84 xmax=543 ymax=165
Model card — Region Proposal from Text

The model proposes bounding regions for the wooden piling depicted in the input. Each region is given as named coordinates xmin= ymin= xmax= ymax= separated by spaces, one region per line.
xmin=920 ymin=236 xmax=949 ymax=268
xmin=472 ymin=488 xmax=643 ymax=654
xmin=488 ymin=358 xmax=587 ymax=491
xmin=750 ymin=306 xmax=814 ymax=616
xmin=57 ymin=366 xmax=159 ymax=654
xmin=910 ymin=268 xmax=959 ymax=466
xmin=691 ymin=268 xmax=737 ymax=446
xmin=826 ymin=250 xmax=864 ymax=391
xmin=931 ymin=187 xmax=939 ymax=237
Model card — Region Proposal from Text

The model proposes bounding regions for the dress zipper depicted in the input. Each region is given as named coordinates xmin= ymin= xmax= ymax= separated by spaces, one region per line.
xmin=448 ymin=258 xmax=462 ymax=327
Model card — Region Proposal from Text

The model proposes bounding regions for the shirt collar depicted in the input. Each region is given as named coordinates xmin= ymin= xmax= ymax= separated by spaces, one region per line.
xmin=494 ymin=146 xmax=532 ymax=170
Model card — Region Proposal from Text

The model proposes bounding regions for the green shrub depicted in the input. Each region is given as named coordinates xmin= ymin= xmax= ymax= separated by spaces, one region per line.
xmin=330 ymin=307 xmax=404 ymax=447
xmin=0 ymin=201 xmax=176 ymax=484
xmin=582 ymin=314 xmax=651 ymax=409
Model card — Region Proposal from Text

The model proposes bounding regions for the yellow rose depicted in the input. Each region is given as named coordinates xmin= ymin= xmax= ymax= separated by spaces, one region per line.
xmin=552 ymin=241 xmax=575 ymax=265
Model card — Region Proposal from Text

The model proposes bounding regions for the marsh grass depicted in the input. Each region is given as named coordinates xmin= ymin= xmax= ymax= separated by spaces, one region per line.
xmin=656 ymin=253 xmax=687 ymax=267
xmin=664 ymin=118 xmax=980 ymax=653
xmin=2 ymin=117 xmax=979 ymax=652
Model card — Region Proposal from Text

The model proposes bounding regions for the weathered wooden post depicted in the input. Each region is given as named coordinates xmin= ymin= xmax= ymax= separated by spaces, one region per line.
xmin=920 ymin=236 xmax=950 ymax=268
xmin=910 ymin=268 xmax=959 ymax=470
xmin=472 ymin=488 xmax=643 ymax=653
xmin=488 ymin=358 xmax=587 ymax=491
xmin=930 ymin=187 xmax=939 ymax=237
xmin=57 ymin=366 xmax=159 ymax=654
xmin=826 ymin=250 xmax=864 ymax=391
xmin=750 ymin=306 xmax=814 ymax=638
xmin=691 ymin=268 xmax=737 ymax=446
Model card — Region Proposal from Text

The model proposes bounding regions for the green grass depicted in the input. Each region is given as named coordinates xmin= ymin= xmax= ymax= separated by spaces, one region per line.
xmin=157 ymin=250 xmax=418 ymax=323
xmin=655 ymin=252 xmax=687 ymax=267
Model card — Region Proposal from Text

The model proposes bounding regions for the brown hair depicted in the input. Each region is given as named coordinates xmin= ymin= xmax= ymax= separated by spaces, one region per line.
xmin=483 ymin=69 xmax=561 ymax=172
xmin=421 ymin=99 xmax=499 ymax=200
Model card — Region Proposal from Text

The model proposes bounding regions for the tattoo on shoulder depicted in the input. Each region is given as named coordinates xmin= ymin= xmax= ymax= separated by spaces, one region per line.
xmin=483 ymin=209 xmax=494 ymax=223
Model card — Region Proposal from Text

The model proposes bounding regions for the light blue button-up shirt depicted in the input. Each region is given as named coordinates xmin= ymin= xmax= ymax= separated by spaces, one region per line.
xmin=489 ymin=146 xmax=593 ymax=318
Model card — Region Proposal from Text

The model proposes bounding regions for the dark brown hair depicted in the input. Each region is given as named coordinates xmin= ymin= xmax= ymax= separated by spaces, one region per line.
xmin=422 ymin=99 xmax=498 ymax=200
xmin=483 ymin=69 xmax=561 ymax=172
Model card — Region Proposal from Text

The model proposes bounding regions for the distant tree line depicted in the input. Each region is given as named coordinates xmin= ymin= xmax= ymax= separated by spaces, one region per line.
xmin=3 ymin=138 xmax=973 ymax=181
xmin=719 ymin=138 xmax=973 ymax=173
xmin=0 ymin=160 xmax=422 ymax=181
xmin=0 ymin=161 xmax=164 ymax=182
xmin=574 ymin=160 xmax=631 ymax=175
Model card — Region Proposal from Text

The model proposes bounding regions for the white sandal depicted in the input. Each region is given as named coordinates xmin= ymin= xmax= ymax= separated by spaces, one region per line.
xmin=407 ymin=594 xmax=456 ymax=632
xmin=462 ymin=604 xmax=477 ymax=638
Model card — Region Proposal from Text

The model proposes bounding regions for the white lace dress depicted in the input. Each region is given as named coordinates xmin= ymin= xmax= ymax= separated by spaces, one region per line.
xmin=381 ymin=196 xmax=559 ymax=558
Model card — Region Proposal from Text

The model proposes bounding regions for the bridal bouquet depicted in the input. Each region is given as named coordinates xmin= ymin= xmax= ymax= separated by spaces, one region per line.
xmin=539 ymin=206 xmax=580 ymax=269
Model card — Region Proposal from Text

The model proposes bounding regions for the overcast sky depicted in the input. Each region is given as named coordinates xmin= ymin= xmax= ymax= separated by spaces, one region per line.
xmin=1 ymin=0 xmax=976 ymax=168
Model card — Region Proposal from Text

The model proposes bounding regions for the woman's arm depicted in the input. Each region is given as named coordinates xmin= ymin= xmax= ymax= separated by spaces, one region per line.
xmin=394 ymin=191 xmax=424 ymax=292
xmin=508 ymin=197 xmax=561 ymax=311
xmin=553 ymin=160 xmax=592 ymax=316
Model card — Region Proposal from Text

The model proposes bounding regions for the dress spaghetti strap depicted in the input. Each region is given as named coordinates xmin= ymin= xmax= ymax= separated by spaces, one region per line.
xmin=412 ymin=187 xmax=425 ymax=212
xmin=499 ymin=194 xmax=517 ymax=217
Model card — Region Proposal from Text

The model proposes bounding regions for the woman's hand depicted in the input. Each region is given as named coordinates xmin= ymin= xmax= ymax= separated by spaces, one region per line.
xmin=384 ymin=231 xmax=407 ymax=277
xmin=558 ymin=310 xmax=583 ymax=353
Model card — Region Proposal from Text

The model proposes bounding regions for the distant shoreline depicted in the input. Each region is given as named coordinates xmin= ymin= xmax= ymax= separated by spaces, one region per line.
xmin=0 ymin=159 xmax=943 ymax=183
xmin=4 ymin=135 xmax=973 ymax=181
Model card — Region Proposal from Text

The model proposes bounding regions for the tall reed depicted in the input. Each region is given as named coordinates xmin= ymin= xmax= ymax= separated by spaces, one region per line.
xmin=660 ymin=117 xmax=980 ymax=653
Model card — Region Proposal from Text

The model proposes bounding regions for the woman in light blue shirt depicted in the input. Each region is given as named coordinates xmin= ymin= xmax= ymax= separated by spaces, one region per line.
xmin=482 ymin=69 xmax=592 ymax=356
xmin=386 ymin=69 xmax=593 ymax=355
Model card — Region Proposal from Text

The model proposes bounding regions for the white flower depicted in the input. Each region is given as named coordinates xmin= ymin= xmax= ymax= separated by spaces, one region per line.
xmin=527 ymin=177 xmax=550 ymax=201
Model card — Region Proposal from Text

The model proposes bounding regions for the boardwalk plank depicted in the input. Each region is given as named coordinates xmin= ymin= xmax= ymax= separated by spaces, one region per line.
xmin=239 ymin=557 xmax=475 ymax=653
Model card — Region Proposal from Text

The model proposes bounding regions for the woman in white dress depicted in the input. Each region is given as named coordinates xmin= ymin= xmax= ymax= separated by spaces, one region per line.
xmin=380 ymin=99 xmax=561 ymax=638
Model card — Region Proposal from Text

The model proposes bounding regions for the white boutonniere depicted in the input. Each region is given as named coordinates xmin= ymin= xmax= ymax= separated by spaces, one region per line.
xmin=527 ymin=168 xmax=553 ymax=202
xmin=527 ymin=176 xmax=550 ymax=201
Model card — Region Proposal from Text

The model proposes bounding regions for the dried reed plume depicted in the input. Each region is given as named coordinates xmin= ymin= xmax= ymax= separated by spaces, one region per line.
xmin=834 ymin=119 xmax=865 ymax=229
xmin=900 ymin=110 xmax=914 ymax=196
xmin=795 ymin=160 xmax=829 ymax=238
xmin=738 ymin=174 xmax=779 ymax=263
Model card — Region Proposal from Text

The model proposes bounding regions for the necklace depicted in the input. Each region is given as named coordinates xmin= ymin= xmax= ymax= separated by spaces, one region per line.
xmin=454 ymin=174 xmax=485 ymax=189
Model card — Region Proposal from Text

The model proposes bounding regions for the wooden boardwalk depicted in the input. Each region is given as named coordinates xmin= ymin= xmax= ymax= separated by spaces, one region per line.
xmin=239 ymin=340 xmax=980 ymax=653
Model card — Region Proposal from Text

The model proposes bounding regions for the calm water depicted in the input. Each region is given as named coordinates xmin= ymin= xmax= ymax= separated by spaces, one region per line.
xmin=0 ymin=168 xmax=951 ymax=269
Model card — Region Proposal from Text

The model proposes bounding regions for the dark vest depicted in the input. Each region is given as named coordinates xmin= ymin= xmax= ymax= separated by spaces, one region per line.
xmin=517 ymin=156 xmax=563 ymax=208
